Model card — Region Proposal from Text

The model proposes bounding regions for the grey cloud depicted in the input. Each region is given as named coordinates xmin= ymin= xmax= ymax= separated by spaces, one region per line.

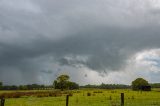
xmin=1 ymin=0 xmax=160 ymax=84
xmin=40 ymin=70 xmax=53 ymax=74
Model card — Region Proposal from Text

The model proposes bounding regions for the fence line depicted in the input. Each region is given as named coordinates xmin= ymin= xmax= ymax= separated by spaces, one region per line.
xmin=0 ymin=93 xmax=125 ymax=106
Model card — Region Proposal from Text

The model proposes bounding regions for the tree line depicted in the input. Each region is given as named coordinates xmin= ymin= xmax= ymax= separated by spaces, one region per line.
xmin=150 ymin=83 xmax=160 ymax=88
xmin=0 ymin=83 xmax=53 ymax=90
xmin=1 ymin=76 xmax=160 ymax=91
xmin=81 ymin=83 xmax=130 ymax=89
xmin=0 ymin=81 xmax=130 ymax=90
xmin=0 ymin=74 xmax=79 ymax=90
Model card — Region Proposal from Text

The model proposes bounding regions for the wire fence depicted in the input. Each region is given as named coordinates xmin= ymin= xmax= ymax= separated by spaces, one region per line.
xmin=1 ymin=91 xmax=160 ymax=106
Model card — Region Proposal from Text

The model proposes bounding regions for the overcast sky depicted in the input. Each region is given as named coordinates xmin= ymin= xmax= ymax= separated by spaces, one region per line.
xmin=1 ymin=0 xmax=160 ymax=85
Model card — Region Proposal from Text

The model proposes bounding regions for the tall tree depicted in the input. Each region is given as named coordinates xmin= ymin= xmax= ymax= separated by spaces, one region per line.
xmin=53 ymin=74 xmax=79 ymax=90
xmin=56 ymin=74 xmax=70 ymax=91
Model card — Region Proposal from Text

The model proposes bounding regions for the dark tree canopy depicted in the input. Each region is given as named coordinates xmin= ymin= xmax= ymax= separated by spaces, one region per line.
xmin=68 ymin=81 xmax=79 ymax=90
xmin=54 ymin=74 xmax=79 ymax=90
xmin=132 ymin=78 xmax=151 ymax=91
xmin=57 ymin=75 xmax=70 ymax=82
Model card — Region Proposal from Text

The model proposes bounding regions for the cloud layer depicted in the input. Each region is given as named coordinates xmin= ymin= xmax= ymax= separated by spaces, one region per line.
xmin=1 ymin=0 xmax=160 ymax=85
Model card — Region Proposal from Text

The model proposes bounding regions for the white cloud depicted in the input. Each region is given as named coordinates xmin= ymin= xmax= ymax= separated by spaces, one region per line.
xmin=134 ymin=49 xmax=160 ymax=72
xmin=79 ymin=48 xmax=160 ymax=85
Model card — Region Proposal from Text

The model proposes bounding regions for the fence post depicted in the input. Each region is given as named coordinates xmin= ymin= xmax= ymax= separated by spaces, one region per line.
xmin=1 ymin=98 xmax=5 ymax=106
xmin=66 ymin=95 xmax=69 ymax=106
xmin=121 ymin=93 xmax=124 ymax=106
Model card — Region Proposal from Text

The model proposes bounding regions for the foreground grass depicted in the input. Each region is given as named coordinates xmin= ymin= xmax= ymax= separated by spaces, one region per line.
xmin=1 ymin=89 xmax=160 ymax=106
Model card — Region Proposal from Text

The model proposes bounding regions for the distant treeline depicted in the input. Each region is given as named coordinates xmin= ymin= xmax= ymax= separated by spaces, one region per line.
xmin=81 ymin=83 xmax=160 ymax=89
xmin=150 ymin=83 xmax=160 ymax=88
xmin=0 ymin=83 xmax=53 ymax=90
xmin=81 ymin=83 xmax=131 ymax=89
xmin=0 ymin=82 xmax=160 ymax=90
xmin=0 ymin=83 xmax=130 ymax=90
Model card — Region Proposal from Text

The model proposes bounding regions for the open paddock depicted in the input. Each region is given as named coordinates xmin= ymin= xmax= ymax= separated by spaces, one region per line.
xmin=0 ymin=89 xmax=160 ymax=106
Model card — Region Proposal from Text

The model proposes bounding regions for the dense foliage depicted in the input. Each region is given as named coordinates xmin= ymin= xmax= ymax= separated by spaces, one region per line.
xmin=132 ymin=78 xmax=150 ymax=91
xmin=53 ymin=75 xmax=79 ymax=90
xmin=150 ymin=83 xmax=160 ymax=88
xmin=1 ymin=77 xmax=160 ymax=91
xmin=81 ymin=83 xmax=130 ymax=89
xmin=0 ymin=84 xmax=53 ymax=90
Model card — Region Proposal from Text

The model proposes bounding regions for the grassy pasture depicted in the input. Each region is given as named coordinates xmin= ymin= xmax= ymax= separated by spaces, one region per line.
xmin=0 ymin=89 xmax=160 ymax=106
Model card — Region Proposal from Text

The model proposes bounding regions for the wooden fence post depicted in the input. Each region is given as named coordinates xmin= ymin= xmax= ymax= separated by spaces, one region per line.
xmin=121 ymin=93 xmax=124 ymax=106
xmin=66 ymin=95 xmax=69 ymax=106
xmin=1 ymin=98 xmax=5 ymax=106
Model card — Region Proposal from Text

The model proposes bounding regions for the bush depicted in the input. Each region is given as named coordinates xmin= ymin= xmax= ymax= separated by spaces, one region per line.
xmin=87 ymin=92 xmax=91 ymax=96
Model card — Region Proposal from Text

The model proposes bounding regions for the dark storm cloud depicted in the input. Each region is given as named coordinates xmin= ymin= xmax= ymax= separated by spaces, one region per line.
xmin=52 ymin=26 xmax=160 ymax=71
xmin=1 ymin=0 xmax=160 ymax=84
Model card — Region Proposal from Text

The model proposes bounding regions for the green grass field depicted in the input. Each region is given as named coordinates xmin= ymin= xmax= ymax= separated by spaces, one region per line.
xmin=0 ymin=89 xmax=160 ymax=106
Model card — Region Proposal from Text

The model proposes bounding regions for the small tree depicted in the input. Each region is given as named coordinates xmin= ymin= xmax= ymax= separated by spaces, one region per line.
xmin=132 ymin=78 xmax=150 ymax=91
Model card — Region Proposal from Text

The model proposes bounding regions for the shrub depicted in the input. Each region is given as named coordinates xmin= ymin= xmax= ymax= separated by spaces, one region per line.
xmin=87 ymin=92 xmax=91 ymax=96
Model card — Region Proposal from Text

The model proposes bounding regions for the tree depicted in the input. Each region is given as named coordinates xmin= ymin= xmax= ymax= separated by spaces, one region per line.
xmin=56 ymin=74 xmax=70 ymax=91
xmin=53 ymin=74 xmax=79 ymax=90
xmin=132 ymin=78 xmax=150 ymax=91
xmin=57 ymin=75 xmax=70 ymax=82
xmin=68 ymin=82 xmax=79 ymax=90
